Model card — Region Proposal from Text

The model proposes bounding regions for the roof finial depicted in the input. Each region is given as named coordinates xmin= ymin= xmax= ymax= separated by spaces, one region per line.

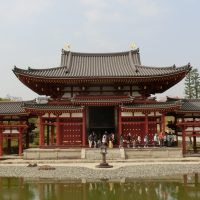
xmin=64 ymin=42 xmax=71 ymax=51
xmin=129 ymin=42 xmax=137 ymax=50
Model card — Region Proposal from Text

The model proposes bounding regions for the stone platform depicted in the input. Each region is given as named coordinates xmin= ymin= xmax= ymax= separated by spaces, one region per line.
xmin=23 ymin=147 xmax=182 ymax=160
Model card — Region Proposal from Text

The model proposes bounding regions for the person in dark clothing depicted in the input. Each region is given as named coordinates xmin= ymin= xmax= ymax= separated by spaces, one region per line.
xmin=127 ymin=133 xmax=132 ymax=148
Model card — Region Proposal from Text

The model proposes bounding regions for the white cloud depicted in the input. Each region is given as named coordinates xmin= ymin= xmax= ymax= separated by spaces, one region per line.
xmin=84 ymin=9 xmax=124 ymax=23
xmin=133 ymin=0 xmax=160 ymax=17
xmin=80 ymin=0 xmax=107 ymax=8
xmin=82 ymin=0 xmax=162 ymax=25
xmin=118 ymin=0 xmax=161 ymax=16
xmin=0 ymin=0 xmax=53 ymax=24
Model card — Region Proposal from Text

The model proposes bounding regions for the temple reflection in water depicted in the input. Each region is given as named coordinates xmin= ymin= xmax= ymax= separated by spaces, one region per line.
xmin=0 ymin=173 xmax=200 ymax=200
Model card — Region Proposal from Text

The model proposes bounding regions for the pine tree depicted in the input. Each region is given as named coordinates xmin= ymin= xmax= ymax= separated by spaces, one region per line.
xmin=185 ymin=68 xmax=200 ymax=99
xmin=192 ymin=68 xmax=200 ymax=98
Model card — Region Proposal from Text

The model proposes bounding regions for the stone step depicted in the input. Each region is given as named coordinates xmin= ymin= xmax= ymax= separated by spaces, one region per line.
xmin=84 ymin=148 xmax=123 ymax=160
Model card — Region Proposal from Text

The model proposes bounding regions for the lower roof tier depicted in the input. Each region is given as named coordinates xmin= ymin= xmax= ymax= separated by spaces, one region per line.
xmin=1 ymin=99 xmax=200 ymax=116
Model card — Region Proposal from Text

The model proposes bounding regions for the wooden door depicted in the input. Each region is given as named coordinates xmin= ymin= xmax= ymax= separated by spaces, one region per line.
xmin=61 ymin=123 xmax=82 ymax=146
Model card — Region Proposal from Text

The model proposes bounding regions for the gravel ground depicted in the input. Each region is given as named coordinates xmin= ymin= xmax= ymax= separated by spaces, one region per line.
xmin=0 ymin=163 xmax=200 ymax=180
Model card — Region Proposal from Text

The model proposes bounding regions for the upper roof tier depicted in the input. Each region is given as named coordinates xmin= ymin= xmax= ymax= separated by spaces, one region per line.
xmin=13 ymin=49 xmax=191 ymax=78
xmin=12 ymin=48 xmax=191 ymax=96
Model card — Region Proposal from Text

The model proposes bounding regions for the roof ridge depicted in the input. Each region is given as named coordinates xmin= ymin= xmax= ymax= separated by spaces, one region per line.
xmin=13 ymin=65 xmax=67 ymax=72
xmin=135 ymin=64 xmax=191 ymax=70
xmin=66 ymin=49 xmax=139 ymax=56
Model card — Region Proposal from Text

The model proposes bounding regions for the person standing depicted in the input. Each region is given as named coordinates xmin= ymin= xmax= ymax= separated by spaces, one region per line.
xmin=111 ymin=132 xmax=115 ymax=145
xmin=144 ymin=133 xmax=149 ymax=147
xmin=153 ymin=133 xmax=158 ymax=147
xmin=102 ymin=133 xmax=107 ymax=146
xmin=108 ymin=137 xmax=113 ymax=148
xmin=88 ymin=133 xmax=93 ymax=148
xmin=119 ymin=134 xmax=124 ymax=148
xmin=126 ymin=133 xmax=132 ymax=148
xmin=93 ymin=132 xmax=98 ymax=148
xmin=158 ymin=132 xmax=164 ymax=147
xmin=132 ymin=135 xmax=136 ymax=148
xmin=137 ymin=135 xmax=141 ymax=147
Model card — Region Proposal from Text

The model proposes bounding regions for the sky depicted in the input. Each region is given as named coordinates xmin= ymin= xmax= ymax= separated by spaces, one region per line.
xmin=0 ymin=0 xmax=199 ymax=100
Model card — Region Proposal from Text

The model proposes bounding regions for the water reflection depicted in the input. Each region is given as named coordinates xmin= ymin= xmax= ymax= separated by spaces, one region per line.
xmin=0 ymin=174 xmax=200 ymax=200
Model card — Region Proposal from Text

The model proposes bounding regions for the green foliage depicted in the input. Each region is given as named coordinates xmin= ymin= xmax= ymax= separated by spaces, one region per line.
xmin=185 ymin=68 xmax=200 ymax=99
xmin=0 ymin=97 xmax=10 ymax=101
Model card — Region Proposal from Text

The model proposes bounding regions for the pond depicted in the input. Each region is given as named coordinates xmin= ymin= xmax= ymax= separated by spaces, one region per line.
xmin=0 ymin=174 xmax=200 ymax=200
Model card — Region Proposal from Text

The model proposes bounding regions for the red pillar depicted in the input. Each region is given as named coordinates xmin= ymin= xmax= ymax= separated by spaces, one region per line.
xmin=118 ymin=106 xmax=122 ymax=145
xmin=18 ymin=128 xmax=23 ymax=155
xmin=182 ymin=125 xmax=186 ymax=155
xmin=82 ymin=108 xmax=86 ymax=146
xmin=50 ymin=125 xmax=54 ymax=145
xmin=39 ymin=116 xmax=44 ymax=146
xmin=161 ymin=113 xmax=165 ymax=133
xmin=46 ymin=123 xmax=50 ymax=146
xmin=145 ymin=113 xmax=148 ymax=134
xmin=0 ymin=128 xmax=3 ymax=156
xmin=56 ymin=116 xmax=61 ymax=146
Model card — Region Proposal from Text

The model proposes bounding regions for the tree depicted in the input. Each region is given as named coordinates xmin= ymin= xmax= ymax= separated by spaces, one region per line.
xmin=185 ymin=68 xmax=200 ymax=99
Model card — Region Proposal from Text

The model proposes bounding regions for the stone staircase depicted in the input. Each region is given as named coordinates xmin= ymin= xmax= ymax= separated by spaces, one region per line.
xmin=83 ymin=148 xmax=124 ymax=160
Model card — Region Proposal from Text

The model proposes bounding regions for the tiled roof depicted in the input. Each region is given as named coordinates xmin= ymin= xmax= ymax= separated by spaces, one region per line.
xmin=0 ymin=101 xmax=27 ymax=115
xmin=23 ymin=102 xmax=83 ymax=111
xmin=122 ymin=102 xmax=181 ymax=111
xmin=166 ymin=98 xmax=200 ymax=112
xmin=71 ymin=95 xmax=133 ymax=105
xmin=180 ymin=99 xmax=200 ymax=111
xmin=13 ymin=49 xmax=191 ymax=78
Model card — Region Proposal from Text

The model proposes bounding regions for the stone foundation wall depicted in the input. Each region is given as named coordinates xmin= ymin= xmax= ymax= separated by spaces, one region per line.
xmin=125 ymin=148 xmax=182 ymax=159
xmin=23 ymin=147 xmax=182 ymax=160
xmin=23 ymin=148 xmax=82 ymax=160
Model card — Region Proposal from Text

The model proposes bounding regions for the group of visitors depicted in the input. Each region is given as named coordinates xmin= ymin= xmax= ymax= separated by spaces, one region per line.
xmin=88 ymin=131 xmax=115 ymax=148
xmin=153 ymin=132 xmax=177 ymax=147
xmin=88 ymin=131 xmax=177 ymax=148
xmin=119 ymin=131 xmax=177 ymax=148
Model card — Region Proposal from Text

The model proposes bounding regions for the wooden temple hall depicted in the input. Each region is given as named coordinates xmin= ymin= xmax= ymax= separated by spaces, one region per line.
xmin=1 ymin=47 xmax=199 ymax=157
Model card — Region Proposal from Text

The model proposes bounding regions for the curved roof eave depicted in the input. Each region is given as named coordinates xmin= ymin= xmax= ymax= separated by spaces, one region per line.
xmin=13 ymin=65 xmax=190 ymax=80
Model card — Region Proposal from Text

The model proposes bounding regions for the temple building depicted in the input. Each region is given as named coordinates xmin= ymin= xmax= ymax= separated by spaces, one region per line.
xmin=1 ymin=48 xmax=198 ymax=156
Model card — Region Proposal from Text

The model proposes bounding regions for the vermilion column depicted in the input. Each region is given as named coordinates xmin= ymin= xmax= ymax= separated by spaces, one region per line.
xmin=39 ymin=116 xmax=44 ymax=146
xmin=118 ymin=107 xmax=122 ymax=145
xmin=144 ymin=113 xmax=148 ymax=135
xmin=82 ymin=108 xmax=86 ymax=146
xmin=50 ymin=125 xmax=54 ymax=145
xmin=0 ymin=128 xmax=3 ymax=156
xmin=18 ymin=128 xmax=23 ymax=155
xmin=182 ymin=125 xmax=186 ymax=155
xmin=56 ymin=116 xmax=61 ymax=146
xmin=161 ymin=113 xmax=165 ymax=133
xmin=46 ymin=123 xmax=50 ymax=146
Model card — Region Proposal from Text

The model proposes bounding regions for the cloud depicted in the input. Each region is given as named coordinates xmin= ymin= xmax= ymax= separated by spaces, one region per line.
xmin=133 ymin=0 xmax=161 ymax=17
xmin=80 ymin=0 xmax=107 ymax=8
xmin=82 ymin=0 xmax=162 ymax=25
xmin=84 ymin=9 xmax=124 ymax=23
xmin=0 ymin=0 xmax=53 ymax=24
